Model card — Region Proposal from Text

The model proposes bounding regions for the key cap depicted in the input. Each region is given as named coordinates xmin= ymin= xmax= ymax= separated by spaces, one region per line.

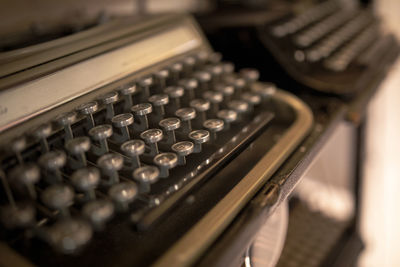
xmin=77 ymin=101 xmax=98 ymax=129
xmin=175 ymin=108 xmax=196 ymax=134
xmin=188 ymin=130 xmax=210 ymax=153
xmin=71 ymin=167 xmax=100 ymax=201
xmin=119 ymin=83 xmax=138 ymax=112
xmin=148 ymin=94 xmax=169 ymax=121
xmin=154 ymin=69 xmax=169 ymax=93
xmin=82 ymin=199 xmax=114 ymax=230
xmin=169 ymin=62 xmax=183 ymax=84
xmin=182 ymin=56 xmax=196 ymax=76
xmin=108 ymin=182 xmax=138 ymax=211
xmin=112 ymin=113 xmax=134 ymax=143
xmin=209 ymin=52 xmax=223 ymax=64
xmin=195 ymin=51 xmax=209 ymax=67
xmin=97 ymin=153 xmax=124 ymax=185
xmin=153 ymin=152 xmax=178 ymax=178
xmin=251 ymin=83 xmax=276 ymax=102
xmin=9 ymin=163 xmax=40 ymax=199
xmin=38 ymin=150 xmax=67 ymax=183
xmin=140 ymin=129 xmax=163 ymax=156
xmin=88 ymin=124 xmax=113 ymax=156
xmin=171 ymin=141 xmax=194 ymax=166
xmin=215 ymin=84 xmax=234 ymax=106
xmin=31 ymin=123 xmax=52 ymax=152
xmin=131 ymin=103 xmax=152 ymax=132
xmin=121 ymin=139 xmax=145 ymax=169
xmin=228 ymin=100 xmax=250 ymax=120
xmin=190 ymin=99 xmax=210 ymax=127
xmin=241 ymin=92 xmax=261 ymax=112
xmin=193 ymin=71 xmax=211 ymax=92
xmin=46 ymin=218 xmax=92 ymax=254
xmin=138 ymin=76 xmax=154 ymax=102
xmin=99 ymin=91 xmax=119 ymax=120
xmin=240 ymin=68 xmax=260 ymax=89
xmin=179 ymin=78 xmax=198 ymax=101
xmin=221 ymin=61 xmax=235 ymax=77
xmin=217 ymin=109 xmax=238 ymax=130
xmin=159 ymin=117 xmax=181 ymax=145
xmin=205 ymin=64 xmax=223 ymax=86
xmin=164 ymin=86 xmax=184 ymax=112
xmin=9 ymin=136 xmax=27 ymax=163
xmin=41 ymin=184 xmax=74 ymax=217
xmin=203 ymin=90 xmax=223 ymax=116
xmin=54 ymin=111 xmax=77 ymax=141
xmin=133 ymin=165 xmax=160 ymax=193
xmin=203 ymin=119 xmax=224 ymax=142
xmin=65 ymin=137 xmax=91 ymax=169
xmin=0 ymin=202 xmax=36 ymax=229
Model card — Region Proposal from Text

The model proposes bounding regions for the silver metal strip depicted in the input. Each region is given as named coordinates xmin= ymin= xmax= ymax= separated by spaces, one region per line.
xmin=0 ymin=23 xmax=202 ymax=133
xmin=153 ymin=89 xmax=314 ymax=267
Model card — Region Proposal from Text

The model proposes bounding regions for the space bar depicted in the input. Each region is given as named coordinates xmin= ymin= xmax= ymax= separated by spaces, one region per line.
xmin=136 ymin=111 xmax=275 ymax=230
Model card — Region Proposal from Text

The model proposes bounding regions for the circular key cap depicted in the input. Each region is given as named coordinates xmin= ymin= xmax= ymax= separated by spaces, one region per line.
xmin=175 ymin=107 xmax=196 ymax=121
xmin=77 ymin=101 xmax=98 ymax=115
xmin=148 ymin=94 xmax=169 ymax=106
xmin=172 ymin=141 xmax=194 ymax=165
xmin=47 ymin=219 xmax=92 ymax=254
xmin=9 ymin=136 xmax=27 ymax=163
xmin=108 ymin=182 xmax=138 ymax=210
xmin=0 ymin=203 xmax=36 ymax=229
xmin=65 ymin=136 xmax=91 ymax=155
xmin=41 ymin=184 xmax=74 ymax=216
xmin=188 ymin=130 xmax=210 ymax=153
xmin=97 ymin=153 xmax=124 ymax=173
xmin=131 ymin=103 xmax=152 ymax=115
xmin=32 ymin=123 xmax=52 ymax=152
xmin=228 ymin=100 xmax=250 ymax=117
xmin=39 ymin=150 xmax=67 ymax=171
xmin=10 ymin=163 xmax=40 ymax=199
xmin=89 ymin=125 xmax=113 ymax=141
xmin=217 ymin=109 xmax=238 ymax=130
xmin=82 ymin=199 xmax=114 ymax=230
xmin=153 ymin=152 xmax=178 ymax=178
xmin=164 ymin=86 xmax=184 ymax=98
xmin=240 ymin=68 xmax=260 ymax=84
xmin=55 ymin=111 xmax=77 ymax=140
xmin=190 ymin=99 xmax=210 ymax=112
xmin=159 ymin=117 xmax=181 ymax=131
xmin=203 ymin=119 xmax=224 ymax=141
xmin=140 ymin=129 xmax=163 ymax=144
xmin=119 ymin=83 xmax=138 ymax=111
xmin=112 ymin=113 xmax=134 ymax=127
xmin=121 ymin=139 xmax=145 ymax=169
xmin=133 ymin=165 xmax=160 ymax=193
xmin=99 ymin=91 xmax=119 ymax=105
xmin=179 ymin=78 xmax=198 ymax=101
xmin=71 ymin=167 xmax=100 ymax=200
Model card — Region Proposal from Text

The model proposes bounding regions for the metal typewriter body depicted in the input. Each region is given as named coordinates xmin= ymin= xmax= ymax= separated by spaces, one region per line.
xmin=0 ymin=13 xmax=313 ymax=266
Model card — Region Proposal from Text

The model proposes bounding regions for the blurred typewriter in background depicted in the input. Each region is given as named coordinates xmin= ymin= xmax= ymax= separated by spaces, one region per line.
xmin=0 ymin=8 xmax=313 ymax=267
xmin=199 ymin=0 xmax=400 ymax=98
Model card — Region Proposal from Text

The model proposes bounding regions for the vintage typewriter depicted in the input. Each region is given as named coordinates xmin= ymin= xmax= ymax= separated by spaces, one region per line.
xmin=200 ymin=0 xmax=399 ymax=97
xmin=0 ymin=13 xmax=313 ymax=266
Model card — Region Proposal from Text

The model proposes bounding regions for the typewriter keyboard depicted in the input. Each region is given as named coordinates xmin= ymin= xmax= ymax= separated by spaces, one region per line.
xmin=0 ymin=51 xmax=279 ymax=254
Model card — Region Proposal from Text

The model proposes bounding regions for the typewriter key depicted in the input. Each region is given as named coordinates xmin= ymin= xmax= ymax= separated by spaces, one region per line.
xmin=0 ymin=202 xmax=36 ymax=229
xmin=203 ymin=119 xmax=224 ymax=142
xmin=89 ymin=124 xmax=113 ymax=156
xmin=119 ymin=83 xmax=138 ymax=112
xmin=97 ymin=153 xmax=124 ymax=185
xmin=121 ymin=139 xmax=145 ymax=169
xmin=215 ymin=84 xmax=235 ymax=105
xmin=228 ymin=100 xmax=250 ymax=120
xmin=241 ymin=92 xmax=261 ymax=112
xmin=38 ymin=150 xmax=67 ymax=183
xmin=140 ymin=129 xmax=163 ymax=156
xmin=82 ymin=199 xmax=114 ymax=230
xmin=99 ymin=91 xmax=119 ymax=120
xmin=54 ymin=111 xmax=77 ymax=140
xmin=112 ymin=113 xmax=134 ymax=143
xmin=71 ymin=167 xmax=100 ymax=200
xmin=240 ymin=68 xmax=260 ymax=89
xmin=77 ymin=101 xmax=98 ymax=129
xmin=221 ymin=61 xmax=235 ymax=77
xmin=209 ymin=52 xmax=223 ymax=64
xmin=41 ymin=184 xmax=74 ymax=217
xmin=149 ymin=94 xmax=169 ymax=120
xmin=190 ymin=99 xmax=210 ymax=126
xmin=153 ymin=152 xmax=178 ymax=178
xmin=154 ymin=69 xmax=169 ymax=93
xmin=164 ymin=86 xmax=184 ymax=111
xmin=179 ymin=78 xmax=198 ymax=101
xmin=131 ymin=103 xmax=152 ymax=132
xmin=217 ymin=109 xmax=238 ymax=130
xmin=189 ymin=130 xmax=210 ymax=153
xmin=9 ymin=163 xmax=40 ymax=199
xmin=9 ymin=136 xmax=27 ymax=163
xmin=31 ymin=123 xmax=52 ymax=152
xmin=159 ymin=117 xmax=181 ymax=144
xmin=108 ymin=182 xmax=138 ymax=211
xmin=193 ymin=71 xmax=211 ymax=92
xmin=138 ymin=76 xmax=154 ymax=102
xmin=171 ymin=141 xmax=194 ymax=165
xmin=205 ymin=64 xmax=223 ymax=86
xmin=175 ymin=108 xmax=196 ymax=134
xmin=183 ymin=56 xmax=196 ymax=76
xmin=133 ymin=165 xmax=160 ymax=193
xmin=203 ymin=90 xmax=223 ymax=116
xmin=65 ymin=137 xmax=91 ymax=169
xmin=169 ymin=62 xmax=183 ymax=83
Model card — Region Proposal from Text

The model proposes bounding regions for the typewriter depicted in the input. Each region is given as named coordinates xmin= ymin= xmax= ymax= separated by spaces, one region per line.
xmin=0 ymin=13 xmax=313 ymax=266
xmin=199 ymin=0 xmax=400 ymax=97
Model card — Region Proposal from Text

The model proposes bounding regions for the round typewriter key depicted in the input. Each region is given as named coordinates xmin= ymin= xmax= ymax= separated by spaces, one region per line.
xmin=203 ymin=119 xmax=224 ymax=142
xmin=140 ymin=129 xmax=163 ymax=156
xmin=10 ymin=163 xmax=40 ymax=199
xmin=32 ymin=123 xmax=52 ymax=152
xmin=164 ymin=86 xmax=184 ymax=111
xmin=172 ymin=141 xmax=194 ymax=165
xmin=215 ymin=84 xmax=234 ymax=105
xmin=47 ymin=219 xmax=92 ymax=254
xmin=41 ymin=184 xmax=74 ymax=217
xmin=82 ymin=199 xmax=114 ymax=230
xmin=179 ymin=78 xmax=198 ymax=101
xmin=169 ymin=62 xmax=183 ymax=83
xmin=149 ymin=94 xmax=169 ymax=119
xmin=55 ymin=111 xmax=77 ymax=140
xmin=241 ymin=92 xmax=261 ymax=112
xmin=240 ymin=68 xmax=260 ymax=88
xmin=221 ymin=61 xmax=235 ymax=76
xmin=209 ymin=52 xmax=223 ymax=64
xmin=0 ymin=203 xmax=36 ymax=229
xmin=65 ymin=137 xmax=91 ymax=169
xmin=205 ymin=64 xmax=223 ymax=85
xmin=175 ymin=107 xmax=196 ymax=134
xmin=108 ymin=182 xmax=138 ymax=211
xmin=77 ymin=101 xmax=98 ymax=129
xmin=89 ymin=124 xmax=113 ymax=156
xmin=190 ymin=99 xmax=210 ymax=126
xmin=131 ymin=103 xmax=152 ymax=132
xmin=203 ymin=90 xmax=223 ymax=116
xmin=217 ymin=109 xmax=238 ymax=130
xmin=228 ymin=100 xmax=250 ymax=119
xmin=183 ymin=56 xmax=196 ymax=76
xmin=99 ymin=91 xmax=119 ymax=120
xmin=153 ymin=152 xmax=178 ymax=178
xmin=119 ymin=83 xmax=138 ymax=112
xmin=188 ymin=130 xmax=210 ymax=153
xmin=39 ymin=150 xmax=66 ymax=183
xmin=71 ymin=167 xmax=100 ymax=200
xmin=159 ymin=117 xmax=181 ymax=144
xmin=112 ymin=113 xmax=134 ymax=143
xmin=9 ymin=136 xmax=27 ymax=163
xmin=97 ymin=153 xmax=124 ymax=185
xmin=251 ymin=83 xmax=276 ymax=101
xmin=138 ymin=76 xmax=154 ymax=102
xmin=121 ymin=139 xmax=145 ymax=169
xmin=193 ymin=71 xmax=211 ymax=92
xmin=133 ymin=165 xmax=160 ymax=193
xmin=154 ymin=69 xmax=169 ymax=92
xmin=196 ymin=51 xmax=209 ymax=66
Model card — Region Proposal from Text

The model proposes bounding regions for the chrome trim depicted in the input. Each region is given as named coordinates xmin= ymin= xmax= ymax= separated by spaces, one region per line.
xmin=154 ymin=89 xmax=314 ymax=267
